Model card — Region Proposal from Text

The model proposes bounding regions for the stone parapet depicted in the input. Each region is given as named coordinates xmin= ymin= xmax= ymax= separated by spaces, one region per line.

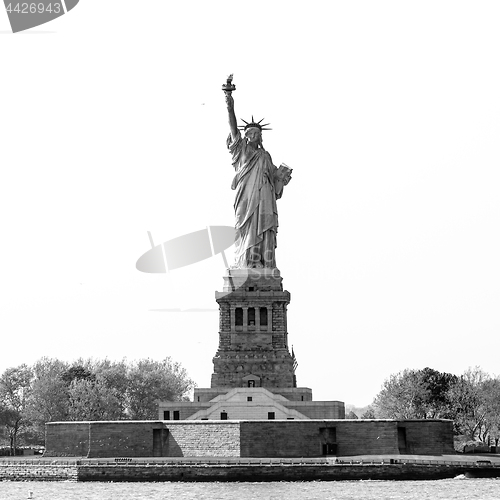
xmin=44 ymin=419 xmax=455 ymax=459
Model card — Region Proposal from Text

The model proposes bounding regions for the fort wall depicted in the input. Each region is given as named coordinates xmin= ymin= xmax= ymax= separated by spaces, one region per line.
xmin=45 ymin=419 xmax=454 ymax=458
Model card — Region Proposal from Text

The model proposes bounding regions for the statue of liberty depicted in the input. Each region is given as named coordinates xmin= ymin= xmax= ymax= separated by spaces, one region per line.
xmin=223 ymin=76 xmax=292 ymax=269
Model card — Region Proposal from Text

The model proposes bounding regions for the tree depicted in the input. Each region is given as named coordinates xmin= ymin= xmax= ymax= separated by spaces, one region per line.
xmin=373 ymin=369 xmax=428 ymax=418
xmin=126 ymin=358 xmax=195 ymax=419
xmin=92 ymin=359 xmax=129 ymax=418
xmin=0 ymin=365 xmax=33 ymax=455
xmin=27 ymin=358 xmax=70 ymax=421
xmin=373 ymin=367 xmax=456 ymax=419
xmin=448 ymin=367 xmax=500 ymax=442
xmin=373 ymin=366 xmax=500 ymax=444
xmin=418 ymin=367 xmax=457 ymax=419
xmin=67 ymin=377 xmax=123 ymax=421
xmin=61 ymin=364 xmax=95 ymax=385
xmin=24 ymin=358 xmax=70 ymax=444
xmin=361 ymin=406 xmax=376 ymax=419
xmin=0 ymin=356 xmax=195 ymax=433
xmin=481 ymin=378 xmax=500 ymax=445
xmin=62 ymin=357 xmax=194 ymax=420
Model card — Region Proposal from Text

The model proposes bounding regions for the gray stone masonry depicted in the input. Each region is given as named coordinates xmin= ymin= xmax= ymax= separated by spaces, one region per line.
xmin=44 ymin=419 xmax=455 ymax=458
xmin=212 ymin=268 xmax=296 ymax=389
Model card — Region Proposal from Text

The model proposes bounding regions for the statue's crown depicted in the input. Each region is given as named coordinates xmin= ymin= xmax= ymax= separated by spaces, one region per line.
xmin=238 ymin=116 xmax=272 ymax=131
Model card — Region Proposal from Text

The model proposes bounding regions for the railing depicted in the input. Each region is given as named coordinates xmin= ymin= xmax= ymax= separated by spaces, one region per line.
xmin=1 ymin=457 xmax=499 ymax=468
xmin=77 ymin=458 xmax=331 ymax=466
xmin=335 ymin=458 xmax=500 ymax=467
xmin=0 ymin=460 xmax=77 ymax=466
xmin=76 ymin=457 xmax=500 ymax=467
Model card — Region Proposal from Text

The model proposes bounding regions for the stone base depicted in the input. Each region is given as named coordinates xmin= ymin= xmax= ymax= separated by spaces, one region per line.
xmin=213 ymin=267 xmax=295 ymax=390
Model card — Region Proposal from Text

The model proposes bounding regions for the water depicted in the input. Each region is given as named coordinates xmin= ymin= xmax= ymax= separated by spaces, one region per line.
xmin=0 ymin=478 xmax=499 ymax=500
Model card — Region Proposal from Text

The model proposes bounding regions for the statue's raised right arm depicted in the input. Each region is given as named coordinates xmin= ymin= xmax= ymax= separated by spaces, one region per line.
xmin=225 ymin=92 xmax=238 ymax=142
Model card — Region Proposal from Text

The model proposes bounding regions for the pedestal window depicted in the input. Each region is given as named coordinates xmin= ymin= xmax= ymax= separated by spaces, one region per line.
xmin=248 ymin=307 xmax=255 ymax=326
xmin=260 ymin=307 xmax=268 ymax=326
xmin=235 ymin=308 xmax=243 ymax=326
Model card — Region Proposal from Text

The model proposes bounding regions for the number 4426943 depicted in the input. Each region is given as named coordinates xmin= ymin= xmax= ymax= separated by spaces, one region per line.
xmin=5 ymin=3 xmax=61 ymax=13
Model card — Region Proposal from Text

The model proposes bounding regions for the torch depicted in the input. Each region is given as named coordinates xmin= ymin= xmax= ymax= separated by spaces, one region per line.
xmin=222 ymin=74 xmax=236 ymax=95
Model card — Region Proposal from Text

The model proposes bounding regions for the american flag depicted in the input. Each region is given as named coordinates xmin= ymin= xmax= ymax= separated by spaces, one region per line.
xmin=292 ymin=346 xmax=298 ymax=371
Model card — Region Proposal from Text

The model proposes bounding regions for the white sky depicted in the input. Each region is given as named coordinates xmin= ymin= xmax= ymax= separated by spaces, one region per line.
xmin=1 ymin=1 xmax=499 ymax=407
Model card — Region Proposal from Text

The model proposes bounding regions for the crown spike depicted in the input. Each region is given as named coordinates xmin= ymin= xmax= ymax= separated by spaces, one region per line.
xmin=239 ymin=116 xmax=272 ymax=132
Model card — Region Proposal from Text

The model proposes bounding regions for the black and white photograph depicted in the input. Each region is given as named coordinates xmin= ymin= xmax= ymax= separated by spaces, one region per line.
xmin=1 ymin=1 xmax=500 ymax=497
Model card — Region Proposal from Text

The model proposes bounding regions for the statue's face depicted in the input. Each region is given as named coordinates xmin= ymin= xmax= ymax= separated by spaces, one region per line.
xmin=245 ymin=127 xmax=261 ymax=144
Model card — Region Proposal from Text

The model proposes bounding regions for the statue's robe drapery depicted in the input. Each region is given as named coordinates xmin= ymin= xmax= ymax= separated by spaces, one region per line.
xmin=227 ymin=131 xmax=283 ymax=268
